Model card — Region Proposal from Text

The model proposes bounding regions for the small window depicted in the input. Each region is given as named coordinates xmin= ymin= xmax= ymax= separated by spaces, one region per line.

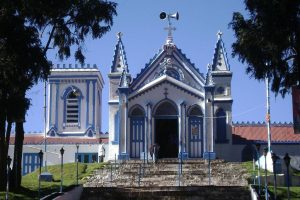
xmin=84 ymin=154 xmax=89 ymax=163
xmin=166 ymin=69 xmax=180 ymax=80
xmin=76 ymin=153 xmax=98 ymax=163
xmin=217 ymin=87 xmax=225 ymax=94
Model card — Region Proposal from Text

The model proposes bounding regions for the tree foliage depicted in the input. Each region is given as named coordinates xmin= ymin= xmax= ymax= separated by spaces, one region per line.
xmin=0 ymin=0 xmax=117 ymax=190
xmin=230 ymin=0 xmax=300 ymax=96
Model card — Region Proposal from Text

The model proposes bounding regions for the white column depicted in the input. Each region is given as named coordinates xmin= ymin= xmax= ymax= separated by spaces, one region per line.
xmin=146 ymin=103 xmax=152 ymax=149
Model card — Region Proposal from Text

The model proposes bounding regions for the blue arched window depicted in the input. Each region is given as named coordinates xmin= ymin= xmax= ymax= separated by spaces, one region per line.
xmin=216 ymin=108 xmax=228 ymax=143
xmin=62 ymin=86 xmax=83 ymax=127
xmin=112 ymin=110 xmax=120 ymax=144
xmin=188 ymin=105 xmax=203 ymax=158
xmin=130 ymin=106 xmax=145 ymax=158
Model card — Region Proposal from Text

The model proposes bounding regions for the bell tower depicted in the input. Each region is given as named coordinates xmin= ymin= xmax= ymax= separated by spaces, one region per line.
xmin=108 ymin=32 xmax=131 ymax=159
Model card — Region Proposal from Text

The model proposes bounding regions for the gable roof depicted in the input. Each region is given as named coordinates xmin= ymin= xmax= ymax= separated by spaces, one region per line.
xmin=232 ymin=122 xmax=300 ymax=144
xmin=130 ymin=44 xmax=205 ymax=90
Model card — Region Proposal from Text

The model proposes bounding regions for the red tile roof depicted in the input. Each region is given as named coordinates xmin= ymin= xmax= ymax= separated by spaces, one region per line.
xmin=232 ymin=122 xmax=300 ymax=144
xmin=9 ymin=123 xmax=299 ymax=145
xmin=9 ymin=135 xmax=109 ymax=145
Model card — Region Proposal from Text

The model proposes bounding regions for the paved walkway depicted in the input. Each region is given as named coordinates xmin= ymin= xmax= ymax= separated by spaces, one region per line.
xmin=54 ymin=186 xmax=83 ymax=200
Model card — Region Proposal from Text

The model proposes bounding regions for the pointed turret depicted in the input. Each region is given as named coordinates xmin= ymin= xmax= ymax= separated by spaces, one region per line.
xmin=111 ymin=32 xmax=129 ymax=73
xmin=205 ymin=64 xmax=214 ymax=86
xmin=211 ymin=31 xmax=230 ymax=71
xmin=119 ymin=69 xmax=130 ymax=88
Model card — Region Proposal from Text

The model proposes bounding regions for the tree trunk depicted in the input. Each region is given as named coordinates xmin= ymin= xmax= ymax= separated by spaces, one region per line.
xmin=11 ymin=121 xmax=24 ymax=189
xmin=0 ymin=112 xmax=7 ymax=191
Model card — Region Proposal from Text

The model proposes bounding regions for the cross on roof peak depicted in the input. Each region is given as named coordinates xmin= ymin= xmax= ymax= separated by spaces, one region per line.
xmin=117 ymin=32 xmax=123 ymax=40
xmin=217 ymin=30 xmax=223 ymax=39
xmin=160 ymin=12 xmax=179 ymax=44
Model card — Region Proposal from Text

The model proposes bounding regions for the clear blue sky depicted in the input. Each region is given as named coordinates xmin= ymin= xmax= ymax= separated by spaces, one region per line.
xmin=24 ymin=0 xmax=292 ymax=133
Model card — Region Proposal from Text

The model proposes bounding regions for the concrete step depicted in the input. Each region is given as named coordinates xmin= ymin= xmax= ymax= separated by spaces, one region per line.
xmin=81 ymin=186 xmax=251 ymax=200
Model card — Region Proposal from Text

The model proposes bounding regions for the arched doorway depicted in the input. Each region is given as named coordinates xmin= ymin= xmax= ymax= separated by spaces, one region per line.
xmin=154 ymin=100 xmax=178 ymax=158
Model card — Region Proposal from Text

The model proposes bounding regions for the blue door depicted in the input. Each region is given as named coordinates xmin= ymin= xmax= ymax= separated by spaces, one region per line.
xmin=23 ymin=153 xmax=42 ymax=175
xmin=130 ymin=117 xmax=145 ymax=158
xmin=188 ymin=117 xmax=203 ymax=158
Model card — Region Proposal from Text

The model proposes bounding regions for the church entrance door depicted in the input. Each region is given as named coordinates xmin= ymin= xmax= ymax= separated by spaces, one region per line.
xmin=155 ymin=118 xmax=178 ymax=158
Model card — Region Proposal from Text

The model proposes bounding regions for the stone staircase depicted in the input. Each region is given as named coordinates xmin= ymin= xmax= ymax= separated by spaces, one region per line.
xmin=82 ymin=159 xmax=251 ymax=199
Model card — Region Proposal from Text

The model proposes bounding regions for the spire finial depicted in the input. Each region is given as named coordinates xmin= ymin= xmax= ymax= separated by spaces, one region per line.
xmin=217 ymin=30 xmax=223 ymax=40
xmin=117 ymin=32 xmax=123 ymax=40
xmin=160 ymin=12 xmax=179 ymax=44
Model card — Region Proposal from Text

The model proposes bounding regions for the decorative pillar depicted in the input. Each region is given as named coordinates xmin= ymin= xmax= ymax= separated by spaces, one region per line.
xmin=145 ymin=103 xmax=152 ymax=161
xmin=86 ymin=80 xmax=90 ymax=128
xmin=178 ymin=103 xmax=182 ymax=156
xmin=146 ymin=103 xmax=152 ymax=154
xmin=118 ymin=96 xmax=128 ymax=158
xmin=55 ymin=83 xmax=59 ymax=129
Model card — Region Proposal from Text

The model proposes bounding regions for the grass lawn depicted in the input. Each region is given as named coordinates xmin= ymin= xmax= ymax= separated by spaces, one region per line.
xmin=268 ymin=186 xmax=300 ymax=200
xmin=0 ymin=162 xmax=106 ymax=199
xmin=243 ymin=161 xmax=300 ymax=200
xmin=241 ymin=161 xmax=269 ymax=183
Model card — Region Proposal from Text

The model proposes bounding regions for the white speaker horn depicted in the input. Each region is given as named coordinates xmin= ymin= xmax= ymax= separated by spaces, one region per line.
xmin=170 ymin=12 xmax=179 ymax=20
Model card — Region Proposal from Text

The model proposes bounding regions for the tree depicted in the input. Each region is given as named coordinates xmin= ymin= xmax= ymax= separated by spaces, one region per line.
xmin=230 ymin=0 xmax=300 ymax=96
xmin=0 ymin=0 xmax=117 ymax=190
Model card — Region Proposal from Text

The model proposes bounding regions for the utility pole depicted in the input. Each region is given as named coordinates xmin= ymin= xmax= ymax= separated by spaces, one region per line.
xmin=265 ymin=76 xmax=271 ymax=152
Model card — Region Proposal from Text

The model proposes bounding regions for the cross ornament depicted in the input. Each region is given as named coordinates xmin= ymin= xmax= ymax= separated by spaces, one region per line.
xmin=164 ymin=88 xmax=168 ymax=98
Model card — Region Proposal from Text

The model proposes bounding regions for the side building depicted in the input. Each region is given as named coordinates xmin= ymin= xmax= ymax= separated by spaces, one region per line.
xmin=9 ymin=64 xmax=108 ymax=175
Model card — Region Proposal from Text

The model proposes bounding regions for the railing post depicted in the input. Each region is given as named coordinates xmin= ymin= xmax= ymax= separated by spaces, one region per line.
xmin=138 ymin=164 xmax=141 ymax=187
xmin=208 ymin=152 xmax=211 ymax=186
xmin=110 ymin=164 xmax=113 ymax=186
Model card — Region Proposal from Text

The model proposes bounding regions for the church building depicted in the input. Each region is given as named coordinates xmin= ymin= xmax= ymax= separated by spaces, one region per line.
xmin=108 ymin=29 xmax=233 ymax=160
xmin=8 ymin=16 xmax=300 ymax=175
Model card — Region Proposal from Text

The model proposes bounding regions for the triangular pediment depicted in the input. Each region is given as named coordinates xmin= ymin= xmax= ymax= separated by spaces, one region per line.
xmin=130 ymin=44 xmax=205 ymax=93
xmin=129 ymin=75 xmax=204 ymax=101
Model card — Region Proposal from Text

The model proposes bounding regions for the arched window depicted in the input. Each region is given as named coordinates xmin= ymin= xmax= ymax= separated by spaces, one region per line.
xmin=66 ymin=91 xmax=79 ymax=124
xmin=112 ymin=111 xmax=119 ymax=144
xmin=216 ymin=108 xmax=228 ymax=143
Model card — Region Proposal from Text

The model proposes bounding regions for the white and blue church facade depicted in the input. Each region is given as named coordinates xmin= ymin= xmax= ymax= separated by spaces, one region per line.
xmin=8 ymin=27 xmax=300 ymax=175
xmin=107 ymin=31 xmax=233 ymax=161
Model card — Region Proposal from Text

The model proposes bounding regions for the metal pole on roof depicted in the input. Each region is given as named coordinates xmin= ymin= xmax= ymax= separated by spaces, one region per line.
xmin=265 ymin=75 xmax=271 ymax=152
